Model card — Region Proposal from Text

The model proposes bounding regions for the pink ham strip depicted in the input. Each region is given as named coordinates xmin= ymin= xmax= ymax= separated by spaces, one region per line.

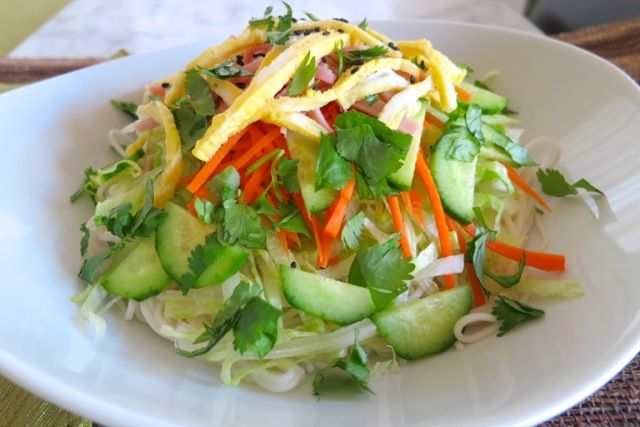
xmin=398 ymin=117 xmax=421 ymax=135
xmin=379 ymin=90 xmax=397 ymax=103
xmin=133 ymin=118 xmax=160 ymax=133
xmin=309 ymin=108 xmax=334 ymax=133
xmin=242 ymin=56 xmax=264 ymax=74
xmin=217 ymin=99 xmax=229 ymax=113
xmin=315 ymin=62 xmax=337 ymax=85
xmin=352 ymin=99 xmax=386 ymax=116
xmin=243 ymin=43 xmax=271 ymax=65
xmin=149 ymin=85 xmax=165 ymax=97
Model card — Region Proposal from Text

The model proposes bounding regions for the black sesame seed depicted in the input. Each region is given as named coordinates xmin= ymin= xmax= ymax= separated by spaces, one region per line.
xmin=294 ymin=29 xmax=304 ymax=36
xmin=253 ymin=52 xmax=266 ymax=58
xmin=392 ymin=45 xmax=400 ymax=51
xmin=314 ymin=26 xmax=321 ymax=32
xmin=235 ymin=54 xmax=244 ymax=66
xmin=337 ymin=29 xmax=344 ymax=33
xmin=161 ymin=82 xmax=171 ymax=89
xmin=236 ymin=82 xmax=246 ymax=89
xmin=387 ymin=42 xmax=395 ymax=48
xmin=333 ymin=17 xmax=349 ymax=23
xmin=351 ymin=67 xmax=360 ymax=74
xmin=321 ymin=57 xmax=327 ymax=63
xmin=410 ymin=75 xmax=416 ymax=84
xmin=303 ymin=29 xmax=312 ymax=35
xmin=292 ymin=17 xmax=298 ymax=23
xmin=290 ymin=261 xmax=297 ymax=268
xmin=322 ymin=31 xmax=330 ymax=36
xmin=352 ymin=58 xmax=364 ymax=65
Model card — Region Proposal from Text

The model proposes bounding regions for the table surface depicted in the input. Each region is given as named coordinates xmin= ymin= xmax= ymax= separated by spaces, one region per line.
xmin=2 ymin=2 xmax=639 ymax=426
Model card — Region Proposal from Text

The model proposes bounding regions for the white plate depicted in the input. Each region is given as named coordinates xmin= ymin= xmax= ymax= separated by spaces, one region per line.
xmin=1 ymin=20 xmax=639 ymax=427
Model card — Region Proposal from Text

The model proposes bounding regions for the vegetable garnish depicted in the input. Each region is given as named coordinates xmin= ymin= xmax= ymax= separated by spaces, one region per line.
xmin=72 ymin=5 xmax=597 ymax=395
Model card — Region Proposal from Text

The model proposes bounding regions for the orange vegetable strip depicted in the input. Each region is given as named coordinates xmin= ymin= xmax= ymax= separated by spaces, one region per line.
xmin=242 ymin=161 xmax=270 ymax=204
xmin=462 ymin=224 xmax=565 ymax=271
xmin=415 ymin=150 xmax=455 ymax=289
xmin=277 ymin=229 xmax=289 ymax=253
xmin=323 ymin=179 xmax=356 ymax=239
xmin=425 ymin=113 xmax=445 ymax=129
xmin=285 ymin=230 xmax=301 ymax=247
xmin=387 ymin=195 xmax=412 ymax=258
xmin=232 ymin=127 xmax=281 ymax=171
xmin=292 ymin=193 xmax=329 ymax=268
xmin=187 ymin=127 xmax=249 ymax=193
xmin=454 ymin=85 xmax=473 ymax=103
xmin=466 ymin=263 xmax=487 ymax=307
xmin=503 ymin=163 xmax=551 ymax=211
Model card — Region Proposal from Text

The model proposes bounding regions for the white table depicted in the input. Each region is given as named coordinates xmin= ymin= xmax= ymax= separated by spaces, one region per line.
xmin=10 ymin=0 xmax=539 ymax=58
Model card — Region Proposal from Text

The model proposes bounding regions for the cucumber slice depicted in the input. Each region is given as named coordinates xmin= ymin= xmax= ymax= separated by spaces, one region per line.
xmin=194 ymin=244 xmax=249 ymax=288
xmin=430 ymin=134 xmax=478 ymax=224
xmin=285 ymin=131 xmax=336 ymax=213
xmin=459 ymin=81 xmax=508 ymax=114
xmin=102 ymin=236 xmax=171 ymax=301
xmin=388 ymin=100 xmax=428 ymax=190
xmin=280 ymin=265 xmax=378 ymax=325
xmin=372 ymin=286 xmax=472 ymax=360
xmin=156 ymin=202 xmax=208 ymax=281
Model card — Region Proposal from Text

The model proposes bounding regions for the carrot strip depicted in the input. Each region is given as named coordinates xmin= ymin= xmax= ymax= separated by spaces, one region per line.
xmin=387 ymin=196 xmax=412 ymax=258
xmin=465 ymin=263 xmax=487 ymax=307
xmin=323 ymin=179 xmax=356 ymax=238
xmin=277 ymin=229 xmax=289 ymax=253
xmin=292 ymin=193 xmax=329 ymax=268
xmin=503 ymin=163 xmax=551 ymax=211
xmin=232 ymin=127 xmax=281 ymax=170
xmin=242 ymin=161 xmax=271 ymax=204
xmin=187 ymin=127 xmax=249 ymax=193
xmin=285 ymin=230 xmax=301 ymax=248
xmin=462 ymin=224 xmax=565 ymax=271
xmin=415 ymin=150 xmax=455 ymax=289
xmin=454 ymin=85 xmax=473 ymax=103
xmin=425 ymin=113 xmax=445 ymax=129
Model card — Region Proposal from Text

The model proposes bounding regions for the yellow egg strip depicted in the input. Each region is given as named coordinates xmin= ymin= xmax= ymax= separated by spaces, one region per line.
xmin=136 ymin=101 xmax=184 ymax=207
xmin=163 ymin=28 xmax=267 ymax=105
xmin=203 ymin=76 xmax=244 ymax=106
xmin=262 ymin=109 xmax=325 ymax=141
xmin=192 ymin=32 xmax=349 ymax=161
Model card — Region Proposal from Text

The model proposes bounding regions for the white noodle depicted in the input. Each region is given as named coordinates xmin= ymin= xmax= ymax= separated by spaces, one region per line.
xmin=454 ymin=312 xmax=501 ymax=344
xmin=124 ymin=300 xmax=137 ymax=321
xmin=251 ymin=364 xmax=306 ymax=393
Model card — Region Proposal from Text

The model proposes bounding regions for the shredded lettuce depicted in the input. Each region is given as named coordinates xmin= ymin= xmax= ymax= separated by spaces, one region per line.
xmin=163 ymin=287 xmax=222 ymax=320
xmin=489 ymin=278 xmax=584 ymax=298
xmin=71 ymin=283 xmax=110 ymax=338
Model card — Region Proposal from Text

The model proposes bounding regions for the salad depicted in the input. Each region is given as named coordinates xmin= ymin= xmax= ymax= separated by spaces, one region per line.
xmin=71 ymin=4 xmax=603 ymax=395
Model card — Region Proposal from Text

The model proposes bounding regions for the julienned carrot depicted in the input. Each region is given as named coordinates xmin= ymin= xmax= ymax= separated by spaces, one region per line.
xmin=462 ymin=224 xmax=565 ymax=272
xmin=465 ymin=263 xmax=487 ymax=307
xmin=242 ymin=161 xmax=271 ymax=204
xmin=232 ymin=127 xmax=281 ymax=170
xmin=387 ymin=196 xmax=412 ymax=258
xmin=454 ymin=85 xmax=473 ymax=103
xmin=323 ymin=179 xmax=356 ymax=239
xmin=424 ymin=113 xmax=445 ymax=129
xmin=187 ymin=127 xmax=250 ymax=193
xmin=277 ymin=229 xmax=289 ymax=253
xmin=503 ymin=163 xmax=551 ymax=211
xmin=285 ymin=230 xmax=301 ymax=247
xmin=292 ymin=193 xmax=329 ymax=268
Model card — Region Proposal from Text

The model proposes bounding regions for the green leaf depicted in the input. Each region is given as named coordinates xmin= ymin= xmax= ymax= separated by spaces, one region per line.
xmin=458 ymin=63 xmax=474 ymax=74
xmin=185 ymin=69 xmax=216 ymax=116
xmin=266 ymin=2 xmax=293 ymax=45
xmin=172 ymin=105 xmax=208 ymax=151
xmin=341 ymin=212 xmax=365 ymax=251
xmin=485 ymin=253 xmax=526 ymax=288
xmin=465 ymin=104 xmax=484 ymax=144
xmin=277 ymin=158 xmax=300 ymax=193
xmin=304 ymin=11 xmax=319 ymax=21
xmin=177 ymin=233 xmax=226 ymax=294
xmin=355 ymin=235 xmax=414 ymax=309
xmin=71 ymin=151 xmax=143 ymax=201
xmin=364 ymin=94 xmax=379 ymax=106
xmin=358 ymin=18 xmax=368 ymax=29
xmin=343 ymin=45 xmax=389 ymax=63
xmin=233 ymin=297 xmax=281 ymax=357
xmin=223 ymin=204 xmax=267 ymax=249
xmin=473 ymin=80 xmax=491 ymax=91
xmin=443 ymin=128 xmax=480 ymax=162
xmin=110 ymin=100 xmax=138 ymax=119
xmin=335 ymin=40 xmax=345 ymax=75
xmin=255 ymin=193 xmax=281 ymax=216
xmin=313 ymin=330 xmax=372 ymax=396
xmin=201 ymin=59 xmax=253 ymax=80
xmin=177 ymin=281 xmax=261 ymax=357
xmin=288 ymin=51 xmax=317 ymax=96
xmin=492 ymin=295 xmax=544 ymax=337
xmin=195 ymin=198 xmax=215 ymax=225
xmin=78 ymin=251 xmax=112 ymax=283
xmin=206 ymin=166 xmax=241 ymax=204
xmin=80 ymin=224 xmax=90 ymax=256
xmin=315 ymin=134 xmax=352 ymax=191
xmin=536 ymin=169 xmax=603 ymax=198
xmin=278 ymin=211 xmax=311 ymax=237
xmin=484 ymin=124 xmax=536 ymax=166
xmin=249 ymin=6 xmax=275 ymax=29
xmin=465 ymin=228 xmax=495 ymax=291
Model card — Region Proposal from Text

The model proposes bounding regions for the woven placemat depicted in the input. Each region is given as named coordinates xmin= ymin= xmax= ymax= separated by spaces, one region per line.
xmin=1 ymin=17 xmax=639 ymax=427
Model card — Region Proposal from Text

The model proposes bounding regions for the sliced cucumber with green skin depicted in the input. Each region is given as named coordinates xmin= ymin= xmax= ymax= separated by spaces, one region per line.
xmin=459 ymin=81 xmax=508 ymax=114
xmin=372 ymin=285 xmax=472 ymax=360
xmin=285 ymin=131 xmax=336 ymax=213
xmin=388 ymin=100 xmax=428 ymax=190
xmin=430 ymin=134 xmax=478 ymax=224
xmin=479 ymin=144 xmax=514 ymax=166
xmin=194 ymin=244 xmax=249 ymax=288
xmin=102 ymin=236 xmax=171 ymax=301
xmin=156 ymin=202 xmax=208 ymax=282
xmin=280 ymin=265 xmax=378 ymax=325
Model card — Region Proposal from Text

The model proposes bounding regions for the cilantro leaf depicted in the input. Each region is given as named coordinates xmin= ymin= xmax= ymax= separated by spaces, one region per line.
xmin=364 ymin=94 xmax=379 ymax=106
xmin=483 ymin=124 xmax=536 ymax=166
xmin=172 ymin=104 xmax=208 ymax=151
xmin=195 ymin=198 xmax=215 ymax=225
xmin=266 ymin=2 xmax=294 ymax=45
xmin=288 ymin=51 xmax=317 ymax=96
xmin=177 ymin=233 xmax=225 ymax=294
xmin=358 ymin=18 xmax=368 ymax=29
xmin=492 ymin=295 xmax=544 ymax=337
xmin=536 ymin=169 xmax=603 ymax=198
xmin=473 ymin=80 xmax=492 ymax=91
xmin=255 ymin=193 xmax=281 ymax=216
xmin=233 ymin=297 xmax=281 ymax=357
xmin=185 ymin=69 xmax=216 ymax=116
xmin=223 ymin=204 xmax=266 ymax=249
xmin=304 ymin=11 xmax=319 ymax=21
xmin=341 ymin=212 xmax=365 ymax=251
xmin=343 ymin=45 xmax=389 ymax=63
xmin=315 ymin=134 xmax=353 ymax=191
xmin=278 ymin=211 xmax=311 ymax=237
xmin=249 ymin=6 xmax=275 ymax=29
xmin=177 ymin=281 xmax=262 ymax=357
xmin=443 ymin=128 xmax=481 ymax=162
xmin=353 ymin=235 xmax=414 ymax=309
xmin=465 ymin=104 xmax=484 ymax=144
xmin=485 ymin=254 xmax=526 ymax=288
xmin=206 ymin=166 xmax=240 ymax=205
xmin=80 ymin=223 xmax=90 ymax=256
xmin=78 ymin=251 xmax=113 ymax=283
xmin=458 ymin=63 xmax=474 ymax=74
xmin=277 ymin=158 xmax=300 ymax=193
xmin=313 ymin=331 xmax=372 ymax=396
xmin=335 ymin=40 xmax=345 ymax=75
xmin=110 ymin=99 xmax=138 ymax=119
xmin=201 ymin=59 xmax=253 ymax=80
